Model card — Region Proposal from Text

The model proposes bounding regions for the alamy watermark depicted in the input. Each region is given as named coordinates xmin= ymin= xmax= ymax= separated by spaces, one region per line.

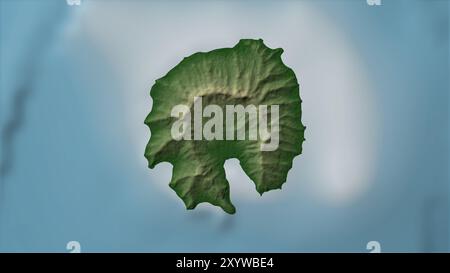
xmin=366 ymin=241 xmax=381 ymax=253
xmin=170 ymin=96 xmax=279 ymax=151
xmin=66 ymin=0 xmax=81 ymax=5
xmin=66 ymin=241 xmax=81 ymax=253
xmin=367 ymin=0 xmax=382 ymax=6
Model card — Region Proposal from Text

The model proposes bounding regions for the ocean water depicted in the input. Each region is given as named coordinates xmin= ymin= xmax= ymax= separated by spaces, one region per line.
xmin=0 ymin=0 xmax=448 ymax=252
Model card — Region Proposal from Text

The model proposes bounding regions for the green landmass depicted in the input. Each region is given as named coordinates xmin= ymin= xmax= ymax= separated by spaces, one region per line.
xmin=145 ymin=39 xmax=305 ymax=214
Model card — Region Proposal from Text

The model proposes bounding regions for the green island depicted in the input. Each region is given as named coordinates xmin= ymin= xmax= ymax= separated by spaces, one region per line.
xmin=145 ymin=39 xmax=305 ymax=214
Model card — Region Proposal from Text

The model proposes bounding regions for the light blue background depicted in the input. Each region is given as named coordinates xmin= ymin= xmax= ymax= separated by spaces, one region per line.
xmin=0 ymin=0 xmax=448 ymax=252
